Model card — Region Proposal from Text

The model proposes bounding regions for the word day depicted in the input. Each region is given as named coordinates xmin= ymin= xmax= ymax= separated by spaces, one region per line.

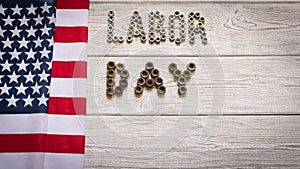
xmin=106 ymin=61 xmax=196 ymax=97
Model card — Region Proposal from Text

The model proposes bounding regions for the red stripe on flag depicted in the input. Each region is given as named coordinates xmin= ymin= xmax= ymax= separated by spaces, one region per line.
xmin=52 ymin=61 xmax=87 ymax=78
xmin=48 ymin=97 xmax=86 ymax=115
xmin=56 ymin=0 xmax=89 ymax=9
xmin=0 ymin=134 xmax=85 ymax=154
xmin=54 ymin=27 xmax=88 ymax=43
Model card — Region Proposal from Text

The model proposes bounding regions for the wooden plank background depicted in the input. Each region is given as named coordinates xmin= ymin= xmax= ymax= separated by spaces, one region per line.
xmin=89 ymin=2 xmax=300 ymax=56
xmin=85 ymin=0 xmax=300 ymax=168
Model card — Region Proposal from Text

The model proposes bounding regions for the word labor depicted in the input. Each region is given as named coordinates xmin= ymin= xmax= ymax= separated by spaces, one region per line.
xmin=107 ymin=10 xmax=208 ymax=45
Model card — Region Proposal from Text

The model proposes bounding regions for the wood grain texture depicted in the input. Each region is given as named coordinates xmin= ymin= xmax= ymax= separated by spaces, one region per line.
xmin=84 ymin=116 xmax=300 ymax=168
xmin=85 ymin=0 xmax=300 ymax=168
xmin=88 ymin=2 xmax=300 ymax=56
xmin=87 ymin=57 xmax=300 ymax=115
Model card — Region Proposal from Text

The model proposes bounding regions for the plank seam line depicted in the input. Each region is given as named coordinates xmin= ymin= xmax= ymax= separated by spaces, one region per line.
xmin=88 ymin=55 xmax=300 ymax=58
xmin=86 ymin=114 xmax=300 ymax=117
xmin=90 ymin=1 xmax=300 ymax=4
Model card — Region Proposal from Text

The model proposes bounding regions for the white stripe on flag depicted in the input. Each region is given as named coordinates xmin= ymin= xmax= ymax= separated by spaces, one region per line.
xmin=56 ymin=9 xmax=88 ymax=26
xmin=0 ymin=153 xmax=84 ymax=169
xmin=0 ymin=153 xmax=44 ymax=169
xmin=50 ymin=78 xmax=86 ymax=97
xmin=48 ymin=115 xmax=85 ymax=135
xmin=44 ymin=153 xmax=84 ymax=169
xmin=53 ymin=43 xmax=87 ymax=61
xmin=0 ymin=114 xmax=85 ymax=135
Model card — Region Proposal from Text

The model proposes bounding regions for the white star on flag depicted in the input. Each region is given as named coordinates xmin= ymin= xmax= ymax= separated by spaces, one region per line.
xmin=40 ymin=47 xmax=51 ymax=59
xmin=34 ymin=15 xmax=43 ymax=27
xmin=24 ymin=71 xmax=35 ymax=83
xmin=6 ymin=95 xmax=18 ymax=107
xmin=8 ymin=71 xmax=19 ymax=83
xmin=31 ymin=82 xmax=40 ymax=94
xmin=26 ymin=26 xmax=36 ymax=37
xmin=16 ymin=83 xmax=27 ymax=95
xmin=0 ymin=29 xmax=5 ymax=37
xmin=48 ymin=15 xmax=56 ymax=25
xmin=40 ymin=24 xmax=51 ymax=36
xmin=32 ymin=60 xmax=42 ymax=71
xmin=23 ymin=95 xmax=34 ymax=107
xmin=4 ymin=15 xmax=14 ymax=27
xmin=25 ymin=48 xmax=36 ymax=60
xmin=7 ymin=94 xmax=18 ymax=107
xmin=18 ymin=37 xmax=28 ymax=48
xmin=1 ymin=60 xmax=12 ymax=71
xmin=34 ymin=36 xmax=43 ymax=48
xmin=10 ymin=26 xmax=21 ymax=38
xmin=18 ymin=15 xmax=29 ymax=26
xmin=18 ymin=59 xmax=28 ymax=71
xmin=40 ymin=2 xmax=51 ymax=14
xmin=0 ymin=4 xmax=6 ymax=14
xmin=38 ymin=93 xmax=47 ymax=106
xmin=10 ymin=48 xmax=22 ymax=60
xmin=2 ymin=38 xmax=13 ymax=49
xmin=39 ymin=70 xmax=49 ymax=82
xmin=12 ymin=4 xmax=23 ymax=16
xmin=0 ymin=83 xmax=10 ymax=95
xmin=26 ymin=4 xmax=36 ymax=15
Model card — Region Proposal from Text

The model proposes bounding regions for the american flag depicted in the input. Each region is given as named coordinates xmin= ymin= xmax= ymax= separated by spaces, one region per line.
xmin=0 ymin=0 xmax=88 ymax=168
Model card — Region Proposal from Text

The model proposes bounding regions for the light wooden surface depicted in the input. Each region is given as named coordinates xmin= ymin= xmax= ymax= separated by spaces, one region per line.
xmin=89 ymin=2 xmax=300 ymax=56
xmin=85 ymin=116 xmax=300 ymax=168
xmin=85 ymin=0 xmax=300 ymax=168
xmin=88 ymin=57 xmax=300 ymax=115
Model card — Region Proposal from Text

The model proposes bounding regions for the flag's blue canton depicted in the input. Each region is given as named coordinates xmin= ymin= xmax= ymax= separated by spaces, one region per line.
xmin=0 ymin=0 xmax=56 ymax=114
